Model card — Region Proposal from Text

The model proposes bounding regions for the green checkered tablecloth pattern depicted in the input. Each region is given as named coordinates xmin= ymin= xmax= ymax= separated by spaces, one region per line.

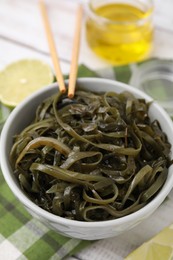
xmin=0 ymin=60 xmax=170 ymax=259
xmin=0 ymin=172 xmax=90 ymax=260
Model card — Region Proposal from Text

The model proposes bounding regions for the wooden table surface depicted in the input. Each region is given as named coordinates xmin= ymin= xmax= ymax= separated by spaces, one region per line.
xmin=1 ymin=1 xmax=173 ymax=259
xmin=0 ymin=0 xmax=173 ymax=74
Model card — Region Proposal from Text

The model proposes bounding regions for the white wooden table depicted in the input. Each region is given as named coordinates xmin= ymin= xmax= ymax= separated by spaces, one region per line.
xmin=1 ymin=0 xmax=173 ymax=73
xmin=1 ymin=0 xmax=173 ymax=259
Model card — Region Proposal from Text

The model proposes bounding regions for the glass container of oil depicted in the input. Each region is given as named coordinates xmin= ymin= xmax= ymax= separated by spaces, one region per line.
xmin=85 ymin=0 xmax=154 ymax=65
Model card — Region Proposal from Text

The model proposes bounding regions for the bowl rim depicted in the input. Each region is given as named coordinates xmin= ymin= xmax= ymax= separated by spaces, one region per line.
xmin=1 ymin=77 xmax=173 ymax=228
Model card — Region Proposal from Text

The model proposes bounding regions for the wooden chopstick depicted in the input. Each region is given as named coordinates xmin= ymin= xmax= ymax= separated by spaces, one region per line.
xmin=68 ymin=5 xmax=83 ymax=98
xmin=39 ymin=0 xmax=66 ymax=93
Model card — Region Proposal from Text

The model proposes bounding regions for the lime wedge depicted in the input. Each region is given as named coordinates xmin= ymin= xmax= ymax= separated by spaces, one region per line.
xmin=125 ymin=225 xmax=173 ymax=260
xmin=0 ymin=59 xmax=54 ymax=107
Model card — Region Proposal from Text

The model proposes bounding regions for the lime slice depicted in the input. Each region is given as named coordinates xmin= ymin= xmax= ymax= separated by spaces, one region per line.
xmin=0 ymin=59 xmax=54 ymax=107
xmin=125 ymin=224 xmax=173 ymax=260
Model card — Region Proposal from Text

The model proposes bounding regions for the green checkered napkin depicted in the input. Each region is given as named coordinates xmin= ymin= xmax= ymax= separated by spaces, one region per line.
xmin=0 ymin=60 xmax=169 ymax=260
xmin=0 ymin=172 xmax=91 ymax=260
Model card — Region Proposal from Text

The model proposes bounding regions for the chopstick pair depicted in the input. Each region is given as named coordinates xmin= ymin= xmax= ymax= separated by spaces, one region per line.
xmin=39 ymin=0 xmax=83 ymax=98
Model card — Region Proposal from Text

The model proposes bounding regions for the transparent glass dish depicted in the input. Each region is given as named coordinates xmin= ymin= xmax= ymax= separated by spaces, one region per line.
xmin=130 ymin=59 xmax=173 ymax=117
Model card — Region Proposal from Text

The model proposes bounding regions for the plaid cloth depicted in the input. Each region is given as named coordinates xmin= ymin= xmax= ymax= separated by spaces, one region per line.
xmin=0 ymin=59 xmax=170 ymax=259
xmin=0 ymin=172 xmax=90 ymax=260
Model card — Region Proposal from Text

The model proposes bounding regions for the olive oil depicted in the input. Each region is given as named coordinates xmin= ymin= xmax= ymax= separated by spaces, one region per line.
xmin=86 ymin=2 xmax=153 ymax=65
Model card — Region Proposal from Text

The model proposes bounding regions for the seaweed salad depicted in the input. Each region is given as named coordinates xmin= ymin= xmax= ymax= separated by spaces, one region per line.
xmin=10 ymin=89 xmax=172 ymax=221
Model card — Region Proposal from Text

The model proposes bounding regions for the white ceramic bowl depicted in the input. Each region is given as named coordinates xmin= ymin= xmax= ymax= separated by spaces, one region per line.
xmin=1 ymin=78 xmax=173 ymax=240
